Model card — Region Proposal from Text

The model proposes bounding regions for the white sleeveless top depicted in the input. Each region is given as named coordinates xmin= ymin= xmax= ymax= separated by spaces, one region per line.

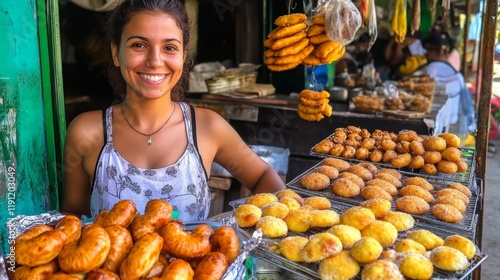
xmin=90 ymin=102 xmax=211 ymax=222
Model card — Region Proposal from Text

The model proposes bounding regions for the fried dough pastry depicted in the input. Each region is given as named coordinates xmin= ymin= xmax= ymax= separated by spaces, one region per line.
xmin=361 ymin=259 xmax=404 ymax=280
xmin=309 ymin=33 xmax=331 ymax=45
xmin=395 ymin=195 xmax=430 ymax=215
xmin=313 ymin=139 xmax=334 ymax=154
xmin=143 ymin=254 xmax=168 ymax=278
xmin=358 ymin=162 xmax=378 ymax=176
xmin=342 ymin=146 xmax=357 ymax=158
xmin=14 ymin=225 xmax=67 ymax=267
xmin=283 ymin=209 xmax=311 ymax=233
xmin=409 ymin=155 xmax=425 ymax=169
xmin=318 ymin=251 xmax=360 ymax=280
xmin=49 ymin=273 xmax=82 ymax=280
xmin=431 ymin=204 xmax=464 ymax=223
xmin=366 ymin=178 xmax=397 ymax=196
xmin=272 ymin=22 xmax=307 ymax=39
xmin=423 ymin=136 xmax=447 ymax=151
xmin=436 ymin=188 xmax=470 ymax=204
xmin=322 ymin=157 xmax=350 ymax=172
xmin=261 ymin=202 xmax=289 ymax=219
xmin=394 ymin=238 xmax=427 ymax=255
xmin=55 ymin=215 xmax=82 ymax=245
xmin=270 ymin=30 xmax=307 ymax=51
xmin=375 ymin=172 xmax=402 ymax=188
xmin=211 ymin=226 xmax=240 ymax=264
xmin=87 ymin=268 xmax=120 ymax=280
xmin=327 ymin=224 xmax=362 ymax=249
xmin=309 ymin=209 xmax=340 ymax=228
xmin=423 ymin=151 xmax=442 ymax=164
xmin=312 ymin=15 xmax=326 ymax=25
xmin=444 ymin=235 xmax=476 ymax=260
xmin=361 ymin=138 xmax=376 ymax=150
xmin=278 ymin=236 xmax=309 ymax=262
xmin=422 ymin=163 xmax=438 ymax=175
xmin=315 ymin=165 xmax=340 ymax=180
xmin=437 ymin=160 xmax=459 ymax=174
xmin=456 ymin=158 xmax=469 ymax=172
xmin=59 ymin=224 xmax=111 ymax=274
xmin=430 ymin=246 xmax=469 ymax=271
xmin=338 ymin=172 xmax=365 ymax=188
xmin=351 ymin=237 xmax=384 ymax=263
xmin=307 ymin=24 xmax=326 ymax=37
xmin=160 ymin=221 xmax=212 ymax=259
xmin=156 ymin=259 xmax=194 ymax=280
xmin=12 ymin=260 xmax=59 ymax=280
xmin=410 ymin=140 xmax=426 ymax=155
xmin=398 ymin=130 xmax=420 ymax=142
xmin=439 ymin=132 xmax=461 ymax=147
xmin=279 ymin=196 xmax=302 ymax=211
xmin=360 ymin=198 xmax=392 ymax=218
xmin=102 ymin=225 xmax=133 ymax=273
xmin=441 ymin=147 xmax=462 ymax=162
xmin=399 ymin=253 xmax=434 ymax=279
xmin=303 ymin=196 xmax=331 ymax=210
xmin=267 ymin=62 xmax=301 ymax=72
xmin=300 ymin=172 xmax=330 ymax=191
xmin=382 ymin=150 xmax=398 ymax=163
xmin=245 ymin=193 xmax=278 ymax=208
xmin=435 ymin=195 xmax=467 ymax=213
xmin=297 ymin=103 xmax=327 ymax=114
xmin=130 ymin=199 xmax=172 ymax=241
xmin=193 ymin=252 xmax=228 ymax=280
xmin=380 ymin=139 xmax=397 ymax=151
xmin=369 ymin=149 xmax=384 ymax=162
xmin=94 ymin=199 xmax=137 ymax=228
xmin=391 ymin=153 xmax=412 ymax=168
xmin=332 ymin=178 xmax=361 ymax=198
xmin=276 ymin=189 xmax=302 ymax=200
xmin=403 ymin=176 xmax=433 ymax=191
xmin=361 ymin=220 xmax=398 ymax=248
xmin=234 ymin=204 xmax=262 ymax=227
xmin=448 ymin=182 xmax=472 ymax=197
xmin=396 ymin=140 xmax=411 ymax=154
xmin=340 ymin=206 xmax=376 ymax=230
xmin=406 ymin=229 xmax=444 ymax=250
xmin=329 ymin=144 xmax=345 ymax=156
xmin=380 ymin=211 xmax=415 ymax=231
xmin=274 ymin=13 xmax=307 ymax=27
xmin=300 ymin=232 xmax=342 ymax=263
xmin=399 ymin=185 xmax=434 ymax=203
xmin=377 ymin=168 xmax=402 ymax=180
xmin=361 ymin=185 xmax=393 ymax=201
xmin=263 ymin=38 xmax=276 ymax=48
xmin=256 ymin=216 xmax=288 ymax=238
xmin=347 ymin=165 xmax=373 ymax=181
xmin=355 ymin=147 xmax=370 ymax=160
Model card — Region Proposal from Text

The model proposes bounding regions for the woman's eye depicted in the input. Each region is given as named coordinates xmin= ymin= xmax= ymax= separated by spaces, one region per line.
xmin=165 ymin=45 xmax=178 ymax=52
xmin=132 ymin=42 xmax=146 ymax=48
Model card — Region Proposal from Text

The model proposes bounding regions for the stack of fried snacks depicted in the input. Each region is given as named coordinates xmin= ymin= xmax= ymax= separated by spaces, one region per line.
xmin=298 ymin=89 xmax=333 ymax=121
xmin=302 ymin=15 xmax=346 ymax=66
xmin=264 ymin=13 xmax=313 ymax=72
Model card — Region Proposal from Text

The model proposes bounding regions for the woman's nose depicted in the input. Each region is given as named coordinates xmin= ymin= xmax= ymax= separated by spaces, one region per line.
xmin=146 ymin=49 xmax=162 ymax=67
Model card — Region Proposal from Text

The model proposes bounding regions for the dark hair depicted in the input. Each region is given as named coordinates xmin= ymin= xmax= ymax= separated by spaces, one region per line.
xmin=105 ymin=0 xmax=194 ymax=102
xmin=423 ymin=33 xmax=450 ymax=54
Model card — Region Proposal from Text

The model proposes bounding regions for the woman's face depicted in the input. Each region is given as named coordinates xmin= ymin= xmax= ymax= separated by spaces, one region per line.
xmin=111 ymin=11 xmax=185 ymax=100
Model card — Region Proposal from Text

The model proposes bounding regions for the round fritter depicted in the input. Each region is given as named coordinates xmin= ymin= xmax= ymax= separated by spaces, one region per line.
xmin=422 ymin=163 xmax=438 ymax=175
xmin=359 ymin=198 xmax=392 ymax=218
xmin=369 ymin=149 xmax=384 ymax=163
xmin=403 ymin=177 xmax=434 ymax=191
xmin=361 ymin=138 xmax=376 ymax=150
xmin=398 ymin=130 xmax=420 ymax=142
xmin=380 ymin=211 xmax=415 ymax=232
xmin=447 ymin=182 xmax=472 ymax=197
xmin=355 ymin=147 xmax=370 ymax=160
xmin=441 ymin=147 xmax=462 ymax=162
xmin=436 ymin=188 xmax=470 ymax=205
xmin=408 ymin=155 xmax=425 ymax=169
xmin=399 ymin=185 xmax=435 ymax=203
xmin=399 ymin=252 xmax=434 ymax=280
xmin=256 ymin=216 xmax=288 ymax=238
xmin=394 ymin=238 xmax=427 ymax=255
xmin=375 ymin=172 xmax=402 ymax=188
xmin=318 ymin=251 xmax=360 ymax=280
xmin=376 ymin=168 xmax=402 ymax=180
xmin=331 ymin=178 xmax=361 ymax=198
xmin=329 ymin=144 xmax=345 ymax=156
xmin=396 ymin=140 xmax=411 ymax=154
xmin=303 ymin=196 xmax=331 ymax=210
xmin=380 ymin=139 xmax=397 ymax=151
xmin=406 ymin=229 xmax=444 ymax=250
xmin=360 ymin=220 xmax=398 ymax=248
xmin=443 ymin=235 xmax=476 ymax=260
xmin=245 ymin=193 xmax=278 ymax=208
xmin=430 ymin=246 xmax=469 ymax=272
xmin=395 ymin=196 xmax=430 ymax=215
xmin=434 ymin=195 xmax=467 ymax=213
xmin=350 ymin=237 xmax=383 ymax=264
xmin=338 ymin=172 xmax=365 ymax=188
xmin=456 ymin=159 xmax=469 ymax=172
xmin=410 ymin=140 xmax=426 ymax=156
xmin=357 ymin=162 xmax=378 ymax=176
xmin=279 ymin=196 xmax=302 ymax=211
xmin=283 ymin=209 xmax=311 ymax=233
xmin=342 ymin=146 xmax=357 ymax=159
xmin=315 ymin=165 xmax=340 ymax=180
xmin=347 ymin=165 xmax=373 ymax=181
xmin=322 ymin=158 xmax=351 ymax=172
xmin=278 ymin=236 xmax=309 ymax=262
xmin=423 ymin=151 xmax=442 ymax=164
xmin=391 ymin=153 xmax=412 ymax=168
xmin=366 ymin=179 xmax=397 ymax=196
xmin=361 ymin=186 xmax=393 ymax=202
xmin=314 ymin=139 xmax=334 ymax=154
xmin=437 ymin=160 xmax=458 ymax=174
xmin=431 ymin=204 xmax=464 ymax=223
xmin=382 ymin=150 xmax=398 ymax=163
xmin=327 ymin=224 xmax=362 ymax=249
xmin=234 ymin=204 xmax=262 ymax=228
xmin=423 ymin=136 xmax=447 ymax=151
xmin=309 ymin=209 xmax=340 ymax=228
xmin=300 ymin=172 xmax=330 ymax=191
xmin=361 ymin=259 xmax=404 ymax=280
xmin=276 ymin=189 xmax=302 ymax=200
xmin=300 ymin=232 xmax=342 ymax=263
xmin=379 ymin=249 xmax=400 ymax=262
xmin=261 ymin=202 xmax=290 ymax=219
xmin=439 ymin=132 xmax=461 ymax=147
xmin=340 ymin=206 xmax=376 ymax=230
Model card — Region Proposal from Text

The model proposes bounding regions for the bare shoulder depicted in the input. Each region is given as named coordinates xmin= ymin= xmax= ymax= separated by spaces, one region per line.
xmin=192 ymin=106 xmax=229 ymax=129
xmin=65 ymin=110 xmax=106 ymax=154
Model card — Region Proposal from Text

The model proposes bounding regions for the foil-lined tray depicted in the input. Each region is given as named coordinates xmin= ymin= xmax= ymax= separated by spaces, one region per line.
xmin=286 ymin=159 xmax=481 ymax=237
xmin=310 ymin=140 xmax=476 ymax=186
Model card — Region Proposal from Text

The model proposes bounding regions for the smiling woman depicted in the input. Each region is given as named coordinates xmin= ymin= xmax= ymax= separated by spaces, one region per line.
xmin=61 ymin=0 xmax=286 ymax=222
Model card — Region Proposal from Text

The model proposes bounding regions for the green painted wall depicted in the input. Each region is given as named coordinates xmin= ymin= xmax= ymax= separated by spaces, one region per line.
xmin=0 ymin=0 xmax=63 ymax=253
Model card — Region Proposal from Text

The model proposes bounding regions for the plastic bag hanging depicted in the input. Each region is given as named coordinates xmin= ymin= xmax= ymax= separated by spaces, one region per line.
xmin=323 ymin=0 xmax=362 ymax=45
xmin=367 ymin=0 xmax=378 ymax=51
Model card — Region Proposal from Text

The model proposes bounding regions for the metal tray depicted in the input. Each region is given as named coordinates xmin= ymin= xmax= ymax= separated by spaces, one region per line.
xmin=310 ymin=135 xmax=476 ymax=186
xmin=286 ymin=159 xmax=481 ymax=236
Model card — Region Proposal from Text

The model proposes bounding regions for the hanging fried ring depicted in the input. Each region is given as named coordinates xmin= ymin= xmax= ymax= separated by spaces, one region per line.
xmin=299 ymin=89 xmax=330 ymax=100
xmin=274 ymin=13 xmax=307 ymax=27
xmin=273 ymin=22 xmax=307 ymax=39
xmin=300 ymin=97 xmax=328 ymax=107
xmin=298 ymin=103 xmax=327 ymax=114
xmin=309 ymin=34 xmax=331 ymax=45
xmin=307 ymin=24 xmax=326 ymax=37
xmin=298 ymin=110 xmax=325 ymax=121
xmin=267 ymin=62 xmax=300 ymax=72
xmin=271 ymin=31 xmax=307 ymax=50
xmin=275 ymin=38 xmax=310 ymax=57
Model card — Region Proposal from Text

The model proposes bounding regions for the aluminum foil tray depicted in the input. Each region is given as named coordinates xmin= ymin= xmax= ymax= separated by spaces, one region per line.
xmin=310 ymin=135 xmax=476 ymax=186
xmin=286 ymin=159 xmax=481 ymax=236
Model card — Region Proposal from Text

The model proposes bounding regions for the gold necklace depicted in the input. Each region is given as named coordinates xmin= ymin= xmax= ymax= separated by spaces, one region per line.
xmin=122 ymin=102 xmax=175 ymax=146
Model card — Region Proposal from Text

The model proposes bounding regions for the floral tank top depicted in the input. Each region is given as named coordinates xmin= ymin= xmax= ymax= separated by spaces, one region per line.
xmin=90 ymin=102 xmax=211 ymax=222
